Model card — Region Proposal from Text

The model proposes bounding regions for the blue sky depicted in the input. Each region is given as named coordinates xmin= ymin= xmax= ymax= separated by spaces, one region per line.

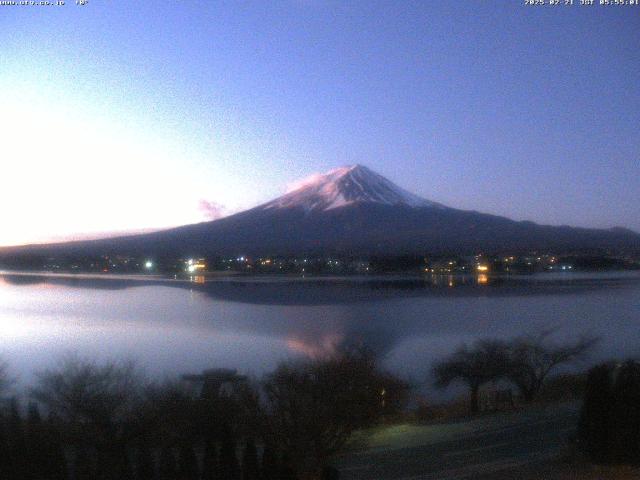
xmin=1 ymin=1 xmax=638 ymax=245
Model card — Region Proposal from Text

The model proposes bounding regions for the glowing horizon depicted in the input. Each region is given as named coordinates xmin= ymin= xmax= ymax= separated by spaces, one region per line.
xmin=2 ymin=2 xmax=638 ymax=247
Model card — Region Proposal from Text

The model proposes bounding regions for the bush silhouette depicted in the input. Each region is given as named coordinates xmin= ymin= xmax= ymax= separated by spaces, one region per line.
xmin=579 ymin=361 xmax=640 ymax=465
xmin=0 ymin=348 xmax=410 ymax=479
xmin=610 ymin=361 xmax=640 ymax=463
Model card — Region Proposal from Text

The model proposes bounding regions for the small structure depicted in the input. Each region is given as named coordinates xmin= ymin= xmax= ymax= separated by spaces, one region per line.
xmin=185 ymin=258 xmax=207 ymax=273
xmin=182 ymin=368 xmax=247 ymax=400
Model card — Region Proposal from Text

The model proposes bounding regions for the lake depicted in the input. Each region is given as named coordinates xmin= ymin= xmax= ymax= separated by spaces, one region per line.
xmin=1 ymin=271 xmax=639 ymax=399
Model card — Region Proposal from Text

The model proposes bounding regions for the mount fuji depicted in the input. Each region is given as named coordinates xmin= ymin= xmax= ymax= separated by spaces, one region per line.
xmin=2 ymin=165 xmax=639 ymax=258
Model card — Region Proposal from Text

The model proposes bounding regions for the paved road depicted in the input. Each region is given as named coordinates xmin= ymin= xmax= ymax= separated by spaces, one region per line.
xmin=337 ymin=402 xmax=580 ymax=480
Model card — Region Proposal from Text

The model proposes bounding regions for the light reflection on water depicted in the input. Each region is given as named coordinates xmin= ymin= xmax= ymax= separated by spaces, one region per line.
xmin=0 ymin=272 xmax=639 ymax=399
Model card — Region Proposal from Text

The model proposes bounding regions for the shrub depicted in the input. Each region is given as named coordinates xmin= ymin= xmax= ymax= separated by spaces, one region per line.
xmin=578 ymin=361 xmax=640 ymax=465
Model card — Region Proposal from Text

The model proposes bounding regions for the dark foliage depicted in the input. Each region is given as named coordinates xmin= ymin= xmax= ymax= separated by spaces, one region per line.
xmin=135 ymin=439 xmax=156 ymax=480
xmin=578 ymin=361 xmax=640 ymax=465
xmin=322 ymin=465 xmax=340 ymax=480
xmin=260 ymin=443 xmax=279 ymax=480
xmin=178 ymin=442 xmax=199 ymax=480
xmin=158 ymin=445 xmax=178 ymax=480
xmin=578 ymin=363 xmax=615 ymax=463
xmin=201 ymin=439 xmax=218 ymax=480
xmin=219 ymin=424 xmax=241 ymax=480
xmin=241 ymin=438 xmax=260 ymax=480
xmin=610 ymin=361 xmax=640 ymax=463
xmin=0 ymin=349 xmax=408 ymax=480
xmin=263 ymin=345 xmax=408 ymax=478
xmin=74 ymin=446 xmax=95 ymax=480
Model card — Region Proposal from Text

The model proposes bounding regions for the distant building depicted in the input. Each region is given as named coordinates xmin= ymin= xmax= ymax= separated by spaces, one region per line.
xmin=426 ymin=258 xmax=471 ymax=274
xmin=184 ymin=258 xmax=207 ymax=273
xmin=550 ymin=263 xmax=574 ymax=271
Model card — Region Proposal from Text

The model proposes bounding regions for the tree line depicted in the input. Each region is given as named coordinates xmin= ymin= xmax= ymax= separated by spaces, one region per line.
xmin=432 ymin=331 xmax=598 ymax=413
xmin=578 ymin=360 xmax=640 ymax=465
xmin=1 ymin=330 xmax=637 ymax=479
xmin=0 ymin=347 xmax=408 ymax=480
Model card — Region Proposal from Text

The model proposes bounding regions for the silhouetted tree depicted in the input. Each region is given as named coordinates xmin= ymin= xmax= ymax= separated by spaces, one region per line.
xmin=321 ymin=466 xmax=340 ymax=480
xmin=219 ymin=424 xmax=240 ymax=480
xmin=578 ymin=363 xmax=613 ymax=463
xmin=6 ymin=398 xmax=28 ymax=478
xmin=579 ymin=360 xmax=640 ymax=465
xmin=31 ymin=356 xmax=145 ymax=460
xmin=74 ymin=446 xmax=95 ymax=480
xmin=506 ymin=331 xmax=598 ymax=402
xmin=42 ymin=415 xmax=68 ymax=480
xmin=25 ymin=402 xmax=47 ymax=480
xmin=112 ymin=447 xmax=134 ymax=480
xmin=263 ymin=345 xmax=407 ymax=478
xmin=158 ymin=445 xmax=177 ymax=480
xmin=0 ymin=413 xmax=13 ymax=478
xmin=178 ymin=442 xmax=199 ymax=480
xmin=102 ymin=443 xmax=133 ymax=480
xmin=260 ymin=443 xmax=279 ymax=480
xmin=279 ymin=452 xmax=298 ymax=480
xmin=135 ymin=439 xmax=156 ymax=480
xmin=610 ymin=361 xmax=640 ymax=464
xmin=140 ymin=380 xmax=198 ymax=450
xmin=201 ymin=439 xmax=218 ymax=480
xmin=433 ymin=340 xmax=510 ymax=414
xmin=241 ymin=438 xmax=259 ymax=480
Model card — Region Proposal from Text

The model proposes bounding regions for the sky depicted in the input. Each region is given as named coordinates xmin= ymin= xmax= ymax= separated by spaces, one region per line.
xmin=1 ymin=0 xmax=638 ymax=246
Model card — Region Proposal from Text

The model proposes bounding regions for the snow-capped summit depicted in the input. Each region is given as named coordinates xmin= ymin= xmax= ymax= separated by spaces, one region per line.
xmin=262 ymin=164 xmax=443 ymax=212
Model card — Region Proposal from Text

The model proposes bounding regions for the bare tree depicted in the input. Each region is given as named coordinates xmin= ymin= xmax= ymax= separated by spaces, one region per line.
xmin=263 ymin=345 xmax=408 ymax=479
xmin=506 ymin=331 xmax=598 ymax=402
xmin=31 ymin=356 xmax=145 ymax=479
xmin=433 ymin=339 xmax=510 ymax=414
xmin=32 ymin=356 xmax=143 ymax=426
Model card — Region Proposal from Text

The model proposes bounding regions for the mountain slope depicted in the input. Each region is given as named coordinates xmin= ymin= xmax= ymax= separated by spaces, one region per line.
xmin=1 ymin=165 xmax=639 ymax=258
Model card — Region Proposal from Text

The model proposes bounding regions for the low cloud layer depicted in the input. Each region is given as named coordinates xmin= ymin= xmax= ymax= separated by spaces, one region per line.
xmin=198 ymin=199 xmax=227 ymax=220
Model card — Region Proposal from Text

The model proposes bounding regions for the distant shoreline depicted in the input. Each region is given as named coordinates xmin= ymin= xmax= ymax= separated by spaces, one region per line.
xmin=2 ymin=269 xmax=640 ymax=306
xmin=2 ymin=268 xmax=640 ymax=285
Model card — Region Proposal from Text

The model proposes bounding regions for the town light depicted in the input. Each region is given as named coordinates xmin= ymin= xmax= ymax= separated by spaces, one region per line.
xmin=144 ymin=261 xmax=153 ymax=269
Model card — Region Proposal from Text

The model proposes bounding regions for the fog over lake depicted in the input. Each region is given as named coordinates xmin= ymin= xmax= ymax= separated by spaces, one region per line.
xmin=1 ymin=272 xmax=639 ymax=399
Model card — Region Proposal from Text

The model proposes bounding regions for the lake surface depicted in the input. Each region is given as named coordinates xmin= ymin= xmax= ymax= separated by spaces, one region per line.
xmin=1 ymin=271 xmax=639 ymax=398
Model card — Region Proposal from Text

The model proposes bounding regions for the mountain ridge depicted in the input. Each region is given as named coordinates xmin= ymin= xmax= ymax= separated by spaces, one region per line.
xmin=0 ymin=165 xmax=638 ymax=258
